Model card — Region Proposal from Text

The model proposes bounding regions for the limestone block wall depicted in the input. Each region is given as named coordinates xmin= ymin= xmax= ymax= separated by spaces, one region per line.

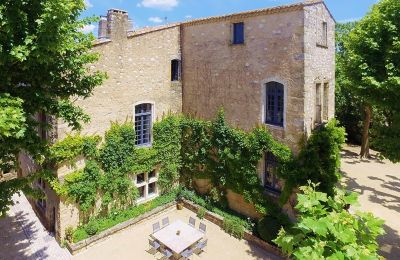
xmin=181 ymin=9 xmax=306 ymax=153
xmin=57 ymin=25 xmax=183 ymax=140
xmin=303 ymin=2 xmax=336 ymax=136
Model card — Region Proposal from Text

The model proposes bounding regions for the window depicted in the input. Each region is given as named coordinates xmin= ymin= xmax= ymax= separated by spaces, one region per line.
xmin=315 ymin=83 xmax=322 ymax=124
xmin=135 ymin=103 xmax=152 ymax=146
xmin=265 ymin=82 xmax=284 ymax=127
xmin=138 ymin=186 xmax=145 ymax=199
xmin=148 ymin=182 xmax=156 ymax=195
xmin=37 ymin=198 xmax=46 ymax=211
xmin=171 ymin=59 xmax=181 ymax=81
xmin=135 ymin=171 xmax=158 ymax=202
xmin=264 ymin=152 xmax=281 ymax=193
xmin=136 ymin=173 xmax=145 ymax=184
xmin=37 ymin=178 xmax=46 ymax=190
xmin=319 ymin=22 xmax=328 ymax=47
xmin=232 ymin=22 xmax=244 ymax=44
xmin=323 ymin=83 xmax=329 ymax=121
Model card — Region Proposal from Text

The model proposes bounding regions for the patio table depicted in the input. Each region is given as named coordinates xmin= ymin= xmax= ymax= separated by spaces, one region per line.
xmin=151 ymin=219 xmax=204 ymax=258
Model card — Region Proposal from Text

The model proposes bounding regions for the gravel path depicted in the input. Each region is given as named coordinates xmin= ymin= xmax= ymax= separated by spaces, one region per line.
xmin=341 ymin=145 xmax=400 ymax=260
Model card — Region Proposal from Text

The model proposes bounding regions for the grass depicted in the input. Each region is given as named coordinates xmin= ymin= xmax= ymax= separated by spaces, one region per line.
xmin=72 ymin=191 xmax=177 ymax=242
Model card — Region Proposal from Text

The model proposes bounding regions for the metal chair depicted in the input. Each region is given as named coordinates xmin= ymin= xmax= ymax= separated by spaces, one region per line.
xmin=162 ymin=217 xmax=169 ymax=227
xmin=199 ymin=222 xmax=206 ymax=233
xmin=194 ymin=239 xmax=208 ymax=255
xmin=180 ymin=248 xmax=193 ymax=259
xmin=189 ymin=217 xmax=196 ymax=227
xmin=153 ymin=222 xmax=161 ymax=233
xmin=147 ymin=239 xmax=161 ymax=255
xmin=158 ymin=248 xmax=173 ymax=260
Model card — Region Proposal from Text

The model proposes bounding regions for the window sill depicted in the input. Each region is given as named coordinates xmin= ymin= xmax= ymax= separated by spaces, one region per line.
xmin=316 ymin=43 xmax=328 ymax=49
xmin=135 ymin=143 xmax=152 ymax=148
xmin=230 ymin=42 xmax=245 ymax=46
xmin=265 ymin=123 xmax=285 ymax=130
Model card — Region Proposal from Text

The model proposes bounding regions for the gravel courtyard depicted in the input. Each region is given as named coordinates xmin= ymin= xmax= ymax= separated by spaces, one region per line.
xmin=341 ymin=145 xmax=400 ymax=260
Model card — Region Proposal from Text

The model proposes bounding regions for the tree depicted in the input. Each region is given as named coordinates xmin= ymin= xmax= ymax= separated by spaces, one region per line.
xmin=0 ymin=0 xmax=105 ymax=216
xmin=343 ymin=0 xmax=400 ymax=161
xmin=274 ymin=182 xmax=385 ymax=259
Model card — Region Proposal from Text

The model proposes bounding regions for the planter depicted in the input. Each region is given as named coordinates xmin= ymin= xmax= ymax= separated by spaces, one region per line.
xmin=177 ymin=202 xmax=183 ymax=210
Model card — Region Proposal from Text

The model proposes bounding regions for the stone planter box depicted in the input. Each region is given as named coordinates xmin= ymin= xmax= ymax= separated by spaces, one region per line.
xmin=181 ymin=199 xmax=287 ymax=259
xmin=66 ymin=201 xmax=176 ymax=255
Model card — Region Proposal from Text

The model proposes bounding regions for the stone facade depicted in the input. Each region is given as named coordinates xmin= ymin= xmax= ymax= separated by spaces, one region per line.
xmin=19 ymin=0 xmax=335 ymax=242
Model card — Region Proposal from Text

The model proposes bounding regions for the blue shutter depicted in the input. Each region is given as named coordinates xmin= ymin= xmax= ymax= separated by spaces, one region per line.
xmin=233 ymin=22 xmax=244 ymax=44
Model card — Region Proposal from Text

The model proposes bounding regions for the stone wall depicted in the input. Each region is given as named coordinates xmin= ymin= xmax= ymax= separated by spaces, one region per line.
xmin=226 ymin=189 xmax=263 ymax=219
xmin=57 ymin=13 xmax=182 ymax=140
xmin=303 ymin=2 xmax=336 ymax=136
xmin=181 ymin=9 xmax=306 ymax=153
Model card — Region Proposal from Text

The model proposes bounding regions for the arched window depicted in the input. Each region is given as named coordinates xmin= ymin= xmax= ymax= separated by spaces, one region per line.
xmin=265 ymin=81 xmax=284 ymax=127
xmin=135 ymin=103 xmax=152 ymax=146
xmin=264 ymin=152 xmax=281 ymax=193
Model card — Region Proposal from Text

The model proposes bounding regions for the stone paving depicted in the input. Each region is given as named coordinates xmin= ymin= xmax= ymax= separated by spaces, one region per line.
xmin=341 ymin=145 xmax=400 ymax=260
xmin=0 ymin=193 xmax=71 ymax=260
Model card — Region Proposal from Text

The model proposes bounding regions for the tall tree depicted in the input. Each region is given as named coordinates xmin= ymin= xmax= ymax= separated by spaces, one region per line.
xmin=343 ymin=0 xmax=400 ymax=161
xmin=0 ymin=0 xmax=105 ymax=216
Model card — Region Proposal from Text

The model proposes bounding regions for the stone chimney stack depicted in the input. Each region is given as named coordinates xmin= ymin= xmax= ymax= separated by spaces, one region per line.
xmin=98 ymin=16 xmax=108 ymax=38
xmin=98 ymin=9 xmax=133 ymax=39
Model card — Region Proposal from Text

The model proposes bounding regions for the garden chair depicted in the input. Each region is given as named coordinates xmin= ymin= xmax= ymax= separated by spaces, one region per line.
xmin=194 ymin=239 xmax=208 ymax=255
xmin=180 ymin=248 xmax=193 ymax=259
xmin=158 ymin=248 xmax=173 ymax=260
xmin=153 ymin=222 xmax=161 ymax=233
xmin=162 ymin=217 xmax=169 ymax=227
xmin=147 ymin=239 xmax=161 ymax=255
xmin=199 ymin=222 xmax=206 ymax=233
xmin=189 ymin=217 xmax=196 ymax=227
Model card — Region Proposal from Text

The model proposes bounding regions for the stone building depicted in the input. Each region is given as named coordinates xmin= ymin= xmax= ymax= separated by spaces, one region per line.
xmin=19 ymin=0 xmax=335 ymax=241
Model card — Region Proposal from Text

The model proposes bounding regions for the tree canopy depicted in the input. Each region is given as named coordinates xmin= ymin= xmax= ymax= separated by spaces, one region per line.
xmin=0 ymin=0 xmax=105 ymax=216
xmin=343 ymin=0 xmax=400 ymax=162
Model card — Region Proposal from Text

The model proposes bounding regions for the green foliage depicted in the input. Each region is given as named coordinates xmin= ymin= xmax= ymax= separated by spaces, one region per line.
xmin=73 ymin=190 xmax=178 ymax=242
xmin=49 ymin=135 xmax=101 ymax=164
xmin=274 ymin=182 xmax=385 ymax=259
xmin=257 ymin=216 xmax=285 ymax=243
xmin=180 ymin=110 xmax=292 ymax=217
xmin=84 ymin=220 xmax=99 ymax=236
xmin=0 ymin=0 xmax=106 ymax=214
xmin=153 ymin=115 xmax=182 ymax=193
xmin=65 ymin=226 xmax=74 ymax=243
xmin=99 ymin=122 xmax=136 ymax=172
xmin=281 ymin=120 xmax=346 ymax=197
xmin=343 ymin=0 xmax=400 ymax=162
xmin=197 ymin=207 xmax=206 ymax=219
xmin=223 ymin=217 xmax=245 ymax=239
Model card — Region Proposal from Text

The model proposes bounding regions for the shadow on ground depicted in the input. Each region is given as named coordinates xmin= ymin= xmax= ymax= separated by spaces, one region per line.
xmin=341 ymin=145 xmax=400 ymax=259
xmin=0 ymin=210 xmax=50 ymax=260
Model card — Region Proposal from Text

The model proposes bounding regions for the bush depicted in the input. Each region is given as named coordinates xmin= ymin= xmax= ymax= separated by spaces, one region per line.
xmin=257 ymin=216 xmax=282 ymax=243
xmin=197 ymin=207 xmax=206 ymax=219
xmin=65 ymin=226 xmax=74 ymax=243
xmin=84 ymin=221 xmax=99 ymax=236
xmin=223 ymin=217 xmax=245 ymax=239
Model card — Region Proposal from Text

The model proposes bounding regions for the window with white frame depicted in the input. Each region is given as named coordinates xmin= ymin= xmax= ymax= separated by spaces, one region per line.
xmin=135 ymin=170 xmax=158 ymax=202
xmin=135 ymin=103 xmax=152 ymax=146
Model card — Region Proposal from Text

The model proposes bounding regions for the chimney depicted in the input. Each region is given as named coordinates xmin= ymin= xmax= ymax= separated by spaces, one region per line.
xmin=98 ymin=16 xmax=107 ymax=38
xmin=98 ymin=9 xmax=133 ymax=39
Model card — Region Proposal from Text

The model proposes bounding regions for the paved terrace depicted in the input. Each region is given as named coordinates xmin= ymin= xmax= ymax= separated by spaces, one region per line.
xmin=73 ymin=207 xmax=281 ymax=260
xmin=0 ymin=194 xmax=71 ymax=260
xmin=341 ymin=145 xmax=400 ymax=260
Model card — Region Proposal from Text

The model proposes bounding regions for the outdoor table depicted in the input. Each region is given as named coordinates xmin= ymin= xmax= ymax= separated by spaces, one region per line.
xmin=151 ymin=219 xmax=204 ymax=258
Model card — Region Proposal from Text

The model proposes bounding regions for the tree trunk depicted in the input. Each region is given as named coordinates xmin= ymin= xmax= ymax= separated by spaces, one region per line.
xmin=360 ymin=104 xmax=372 ymax=158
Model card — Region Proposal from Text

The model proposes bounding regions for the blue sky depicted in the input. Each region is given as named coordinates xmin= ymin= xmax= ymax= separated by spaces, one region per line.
xmin=81 ymin=0 xmax=378 ymax=34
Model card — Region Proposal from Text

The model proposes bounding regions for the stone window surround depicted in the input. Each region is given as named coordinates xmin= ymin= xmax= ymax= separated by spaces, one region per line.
xmin=317 ymin=21 xmax=328 ymax=48
xmin=260 ymin=77 xmax=288 ymax=130
xmin=133 ymin=101 xmax=156 ymax=147
xmin=135 ymin=171 xmax=159 ymax=204
xmin=314 ymin=80 xmax=330 ymax=124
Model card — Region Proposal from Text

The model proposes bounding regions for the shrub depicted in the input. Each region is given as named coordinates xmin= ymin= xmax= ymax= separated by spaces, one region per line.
xmin=84 ymin=221 xmax=99 ymax=236
xmin=274 ymin=182 xmax=385 ymax=259
xmin=197 ymin=207 xmax=206 ymax=219
xmin=257 ymin=216 xmax=282 ymax=243
xmin=65 ymin=226 xmax=74 ymax=243
xmin=223 ymin=217 xmax=245 ymax=239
